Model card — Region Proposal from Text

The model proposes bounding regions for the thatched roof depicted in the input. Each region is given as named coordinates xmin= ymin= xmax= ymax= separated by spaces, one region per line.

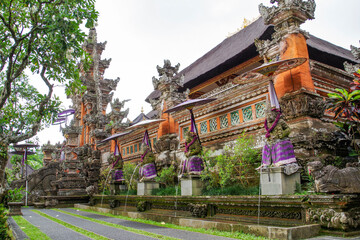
xmin=145 ymin=17 xmax=359 ymax=103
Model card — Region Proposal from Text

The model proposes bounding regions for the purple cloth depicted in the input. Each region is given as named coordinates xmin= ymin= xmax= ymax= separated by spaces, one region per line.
xmin=262 ymin=140 xmax=297 ymax=167
xmin=183 ymin=156 xmax=204 ymax=175
xmin=113 ymin=169 xmax=125 ymax=181
xmin=139 ymin=163 xmax=157 ymax=179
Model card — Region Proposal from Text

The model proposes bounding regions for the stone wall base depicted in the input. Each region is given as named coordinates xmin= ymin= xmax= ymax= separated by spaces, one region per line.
xmin=137 ymin=182 xmax=159 ymax=196
xmin=181 ymin=176 xmax=203 ymax=196
xmin=260 ymin=167 xmax=300 ymax=195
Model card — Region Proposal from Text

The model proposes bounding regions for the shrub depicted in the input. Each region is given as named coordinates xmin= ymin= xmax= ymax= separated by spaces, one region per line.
xmin=0 ymin=204 xmax=9 ymax=239
xmin=7 ymin=187 xmax=24 ymax=202
xmin=155 ymin=165 xmax=177 ymax=187
xmin=123 ymin=163 xmax=139 ymax=190
xmin=201 ymin=132 xmax=261 ymax=190
xmin=98 ymin=167 xmax=111 ymax=195
xmin=151 ymin=185 xmax=181 ymax=196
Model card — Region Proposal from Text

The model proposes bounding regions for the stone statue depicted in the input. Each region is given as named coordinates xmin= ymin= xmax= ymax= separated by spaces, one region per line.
xmin=307 ymin=161 xmax=360 ymax=193
xmin=261 ymin=108 xmax=297 ymax=168
xmin=180 ymin=130 xmax=204 ymax=177
xmin=139 ymin=144 xmax=157 ymax=182
xmin=184 ymin=131 xmax=201 ymax=157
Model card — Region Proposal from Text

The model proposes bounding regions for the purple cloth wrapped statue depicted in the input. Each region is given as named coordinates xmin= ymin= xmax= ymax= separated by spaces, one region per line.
xmin=261 ymin=97 xmax=297 ymax=168
xmin=182 ymin=156 xmax=204 ymax=175
xmin=139 ymin=163 xmax=157 ymax=180
xmin=113 ymin=169 xmax=125 ymax=181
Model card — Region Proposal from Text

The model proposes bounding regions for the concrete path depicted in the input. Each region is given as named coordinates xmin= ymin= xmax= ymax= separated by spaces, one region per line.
xmin=38 ymin=208 xmax=156 ymax=240
xmin=10 ymin=207 xmax=237 ymax=240
xmin=60 ymin=208 xmax=235 ymax=240
xmin=22 ymin=208 xmax=92 ymax=240
xmin=10 ymin=207 xmax=360 ymax=240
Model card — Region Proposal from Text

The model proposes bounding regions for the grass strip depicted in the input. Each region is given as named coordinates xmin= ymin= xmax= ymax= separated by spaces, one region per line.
xmin=32 ymin=210 xmax=110 ymax=240
xmin=55 ymin=208 xmax=179 ymax=240
xmin=12 ymin=216 xmax=51 ymax=240
xmin=73 ymin=207 xmax=269 ymax=240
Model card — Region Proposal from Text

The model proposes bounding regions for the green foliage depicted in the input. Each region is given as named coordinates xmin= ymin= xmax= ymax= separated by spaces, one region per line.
xmin=6 ymin=149 xmax=44 ymax=183
xmin=327 ymin=70 xmax=360 ymax=155
xmin=155 ymin=165 xmax=177 ymax=187
xmin=0 ymin=74 xmax=62 ymax=143
xmin=0 ymin=204 xmax=9 ymax=240
xmin=7 ymin=187 xmax=24 ymax=202
xmin=0 ymin=0 xmax=99 ymax=144
xmin=201 ymin=133 xmax=261 ymax=190
xmin=123 ymin=163 xmax=139 ymax=190
xmin=202 ymin=184 xmax=259 ymax=196
xmin=12 ymin=216 xmax=50 ymax=240
xmin=151 ymin=185 xmax=181 ymax=196
xmin=98 ymin=168 xmax=111 ymax=195
xmin=5 ymin=167 xmax=19 ymax=184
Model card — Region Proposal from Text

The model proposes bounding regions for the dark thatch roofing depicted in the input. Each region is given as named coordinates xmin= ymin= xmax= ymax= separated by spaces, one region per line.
xmin=145 ymin=17 xmax=359 ymax=103
xmin=307 ymin=34 xmax=359 ymax=69
xmin=131 ymin=113 xmax=150 ymax=125
xmin=145 ymin=90 xmax=161 ymax=103
xmin=178 ymin=17 xmax=272 ymax=90
xmin=146 ymin=109 xmax=158 ymax=119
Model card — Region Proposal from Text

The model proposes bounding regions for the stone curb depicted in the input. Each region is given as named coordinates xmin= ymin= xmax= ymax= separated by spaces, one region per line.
xmin=7 ymin=217 xmax=29 ymax=240
xmin=75 ymin=203 xmax=321 ymax=240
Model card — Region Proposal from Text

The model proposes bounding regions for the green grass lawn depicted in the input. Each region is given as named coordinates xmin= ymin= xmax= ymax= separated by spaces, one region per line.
xmin=12 ymin=216 xmax=51 ymax=240
xmin=32 ymin=210 xmax=110 ymax=240
xmin=54 ymin=209 xmax=179 ymax=240
xmin=73 ymin=207 xmax=270 ymax=240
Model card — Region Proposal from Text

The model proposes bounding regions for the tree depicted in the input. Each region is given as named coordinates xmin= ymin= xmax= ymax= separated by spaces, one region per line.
xmin=0 ymin=0 xmax=98 ymax=190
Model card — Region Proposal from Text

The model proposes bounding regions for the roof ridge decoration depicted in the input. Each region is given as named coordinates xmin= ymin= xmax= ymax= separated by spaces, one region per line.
xmin=150 ymin=60 xmax=189 ymax=116
xmin=344 ymin=44 xmax=360 ymax=74
xmin=256 ymin=0 xmax=316 ymax=60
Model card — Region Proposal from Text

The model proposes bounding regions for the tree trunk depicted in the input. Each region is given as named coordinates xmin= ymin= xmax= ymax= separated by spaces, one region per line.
xmin=0 ymin=142 xmax=9 ymax=193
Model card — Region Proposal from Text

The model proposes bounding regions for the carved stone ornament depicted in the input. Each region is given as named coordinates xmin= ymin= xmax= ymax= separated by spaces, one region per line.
xmin=344 ymin=44 xmax=360 ymax=75
xmin=307 ymin=207 xmax=360 ymax=231
xmin=307 ymin=161 xmax=360 ymax=194
xmin=259 ymin=0 xmax=316 ymax=26
xmin=351 ymin=45 xmax=360 ymax=60
xmin=151 ymin=59 xmax=188 ymax=113
xmin=280 ymin=91 xmax=326 ymax=120
xmin=189 ymin=203 xmax=208 ymax=218
xmin=257 ymin=0 xmax=316 ymax=58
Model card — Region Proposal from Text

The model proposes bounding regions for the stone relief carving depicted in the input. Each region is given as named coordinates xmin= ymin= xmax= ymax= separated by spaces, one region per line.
xmin=280 ymin=92 xmax=326 ymax=120
xmin=307 ymin=208 xmax=360 ymax=231
xmin=307 ymin=161 xmax=360 ymax=193
xmin=189 ymin=203 xmax=208 ymax=218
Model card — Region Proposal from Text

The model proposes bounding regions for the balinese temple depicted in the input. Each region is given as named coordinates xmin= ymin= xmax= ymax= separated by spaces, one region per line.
xmin=117 ymin=0 xmax=359 ymax=167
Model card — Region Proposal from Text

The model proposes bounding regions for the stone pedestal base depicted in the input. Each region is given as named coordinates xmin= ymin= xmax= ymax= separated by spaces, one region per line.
xmin=110 ymin=181 xmax=127 ymax=195
xmin=181 ymin=176 xmax=203 ymax=196
xmin=260 ymin=167 xmax=300 ymax=195
xmin=7 ymin=202 xmax=23 ymax=216
xmin=137 ymin=181 xmax=159 ymax=196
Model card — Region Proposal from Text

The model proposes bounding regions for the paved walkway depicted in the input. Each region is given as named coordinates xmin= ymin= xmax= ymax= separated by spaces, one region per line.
xmin=10 ymin=207 xmax=237 ymax=240
xmin=8 ymin=207 xmax=360 ymax=240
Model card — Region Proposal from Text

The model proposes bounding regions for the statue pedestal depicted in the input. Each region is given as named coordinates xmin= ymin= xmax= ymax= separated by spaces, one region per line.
xmin=137 ymin=181 xmax=159 ymax=196
xmin=110 ymin=181 xmax=127 ymax=195
xmin=181 ymin=175 xmax=203 ymax=196
xmin=260 ymin=167 xmax=300 ymax=195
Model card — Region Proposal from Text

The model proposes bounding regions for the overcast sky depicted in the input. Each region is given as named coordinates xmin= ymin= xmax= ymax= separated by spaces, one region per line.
xmin=35 ymin=0 xmax=360 ymax=145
